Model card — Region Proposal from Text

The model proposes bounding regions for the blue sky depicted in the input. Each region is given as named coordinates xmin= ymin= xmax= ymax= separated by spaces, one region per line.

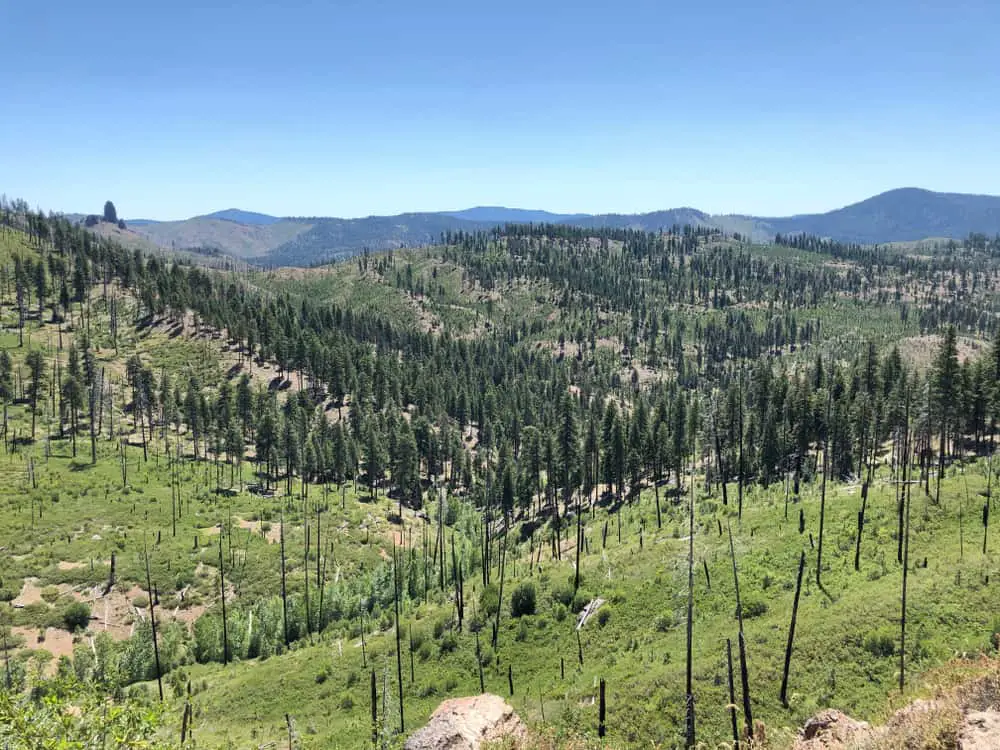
xmin=2 ymin=0 xmax=997 ymax=220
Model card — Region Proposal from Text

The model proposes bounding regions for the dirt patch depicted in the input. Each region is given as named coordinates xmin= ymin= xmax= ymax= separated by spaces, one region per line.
xmin=385 ymin=527 xmax=416 ymax=548
xmin=75 ymin=584 xmax=147 ymax=641
xmin=57 ymin=561 xmax=86 ymax=571
xmin=11 ymin=626 xmax=78 ymax=675
xmin=12 ymin=578 xmax=44 ymax=608
xmin=404 ymin=694 xmax=526 ymax=750
xmin=170 ymin=603 xmax=207 ymax=628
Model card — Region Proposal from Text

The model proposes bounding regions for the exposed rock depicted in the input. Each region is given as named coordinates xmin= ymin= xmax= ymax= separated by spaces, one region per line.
xmin=794 ymin=700 xmax=1000 ymax=749
xmin=404 ymin=694 xmax=526 ymax=750
xmin=793 ymin=709 xmax=873 ymax=749
xmin=959 ymin=710 xmax=1000 ymax=750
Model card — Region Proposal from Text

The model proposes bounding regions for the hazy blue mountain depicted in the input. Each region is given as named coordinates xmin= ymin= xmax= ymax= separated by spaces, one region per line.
xmin=566 ymin=208 xmax=715 ymax=231
xmin=78 ymin=188 xmax=1000 ymax=266
xmin=198 ymin=209 xmax=281 ymax=225
xmin=266 ymin=213 xmax=493 ymax=266
xmin=763 ymin=188 xmax=1000 ymax=244
xmin=443 ymin=207 xmax=588 ymax=223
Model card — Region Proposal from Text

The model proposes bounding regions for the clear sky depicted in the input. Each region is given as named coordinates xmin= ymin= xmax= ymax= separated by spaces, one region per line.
xmin=3 ymin=0 xmax=998 ymax=220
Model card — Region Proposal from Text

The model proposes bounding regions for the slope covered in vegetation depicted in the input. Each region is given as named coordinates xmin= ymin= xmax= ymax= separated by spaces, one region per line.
xmin=0 ymin=198 xmax=998 ymax=748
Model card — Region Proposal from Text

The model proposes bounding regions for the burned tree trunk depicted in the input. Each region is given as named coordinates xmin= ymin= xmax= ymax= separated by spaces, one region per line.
xmin=144 ymin=540 xmax=163 ymax=701
xmin=817 ymin=394 xmax=831 ymax=587
xmin=598 ymin=678 xmax=607 ymax=739
xmin=726 ymin=638 xmax=739 ymax=750
xmin=728 ymin=524 xmax=753 ymax=739
xmin=280 ymin=509 xmax=289 ymax=648
xmin=393 ymin=545 xmax=405 ymax=733
xmin=684 ymin=464 xmax=696 ymax=748
xmin=780 ymin=551 xmax=806 ymax=707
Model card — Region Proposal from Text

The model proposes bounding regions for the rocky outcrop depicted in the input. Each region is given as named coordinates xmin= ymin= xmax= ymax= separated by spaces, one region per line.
xmin=793 ymin=709 xmax=874 ymax=748
xmin=958 ymin=710 xmax=1000 ymax=750
xmin=404 ymin=694 xmax=526 ymax=750
xmin=794 ymin=701 xmax=1000 ymax=749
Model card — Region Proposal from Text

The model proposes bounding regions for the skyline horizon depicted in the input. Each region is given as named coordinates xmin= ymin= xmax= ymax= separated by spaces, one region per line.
xmin=22 ymin=184 xmax=1000 ymax=225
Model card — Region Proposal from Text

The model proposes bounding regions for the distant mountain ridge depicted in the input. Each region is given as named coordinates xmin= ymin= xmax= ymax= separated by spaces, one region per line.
xmin=760 ymin=188 xmax=1000 ymax=244
xmin=443 ymin=207 xmax=589 ymax=223
xmin=97 ymin=187 xmax=1000 ymax=266
xmin=197 ymin=208 xmax=282 ymax=225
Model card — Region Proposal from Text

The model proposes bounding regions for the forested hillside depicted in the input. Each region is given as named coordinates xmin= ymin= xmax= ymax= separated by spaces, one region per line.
xmin=0 ymin=195 xmax=999 ymax=749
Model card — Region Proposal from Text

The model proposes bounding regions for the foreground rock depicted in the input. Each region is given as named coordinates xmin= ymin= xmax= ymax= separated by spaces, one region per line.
xmin=959 ymin=709 xmax=1000 ymax=750
xmin=404 ymin=694 xmax=526 ymax=750
xmin=794 ymin=699 xmax=1000 ymax=749
xmin=793 ymin=709 xmax=874 ymax=748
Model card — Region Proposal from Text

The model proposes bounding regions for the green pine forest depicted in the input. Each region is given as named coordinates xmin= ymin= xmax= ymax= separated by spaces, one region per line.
xmin=1 ymin=196 xmax=1000 ymax=748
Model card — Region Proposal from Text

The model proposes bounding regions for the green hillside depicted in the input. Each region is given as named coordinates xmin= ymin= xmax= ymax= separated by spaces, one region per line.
xmin=0 ymin=206 xmax=998 ymax=749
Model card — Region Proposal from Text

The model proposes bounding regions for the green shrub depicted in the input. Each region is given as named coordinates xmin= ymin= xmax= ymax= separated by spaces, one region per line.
xmin=479 ymin=583 xmax=500 ymax=617
xmin=553 ymin=603 xmax=568 ymax=622
xmin=864 ymin=630 xmax=896 ymax=657
xmin=432 ymin=617 xmax=447 ymax=639
xmin=410 ymin=626 xmax=426 ymax=650
xmin=417 ymin=682 xmax=438 ymax=698
xmin=62 ymin=602 xmax=91 ymax=632
xmin=516 ymin=620 xmax=530 ymax=641
xmin=132 ymin=595 xmax=150 ymax=610
xmin=741 ymin=596 xmax=768 ymax=619
xmin=552 ymin=585 xmax=574 ymax=608
xmin=597 ymin=608 xmax=611 ymax=627
xmin=654 ymin=613 xmax=674 ymax=632
xmin=41 ymin=586 xmax=60 ymax=604
xmin=439 ymin=632 xmax=458 ymax=654
xmin=468 ymin=612 xmax=486 ymax=633
xmin=570 ymin=590 xmax=589 ymax=614
xmin=510 ymin=583 xmax=536 ymax=617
